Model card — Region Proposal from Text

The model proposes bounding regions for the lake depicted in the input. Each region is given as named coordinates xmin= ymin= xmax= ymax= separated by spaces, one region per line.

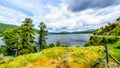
xmin=0 ymin=34 xmax=90 ymax=46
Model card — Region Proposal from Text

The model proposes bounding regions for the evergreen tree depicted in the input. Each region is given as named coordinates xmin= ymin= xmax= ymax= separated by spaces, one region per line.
xmin=20 ymin=18 xmax=35 ymax=46
xmin=2 ymin=28 xmax=21 ymax=56
xmin=19 ymin=18 xmax=36 ymax=54
xmin=38 ymin=22 xmax=48 ymax=50
xmin=2 ymin=18 xmax=36 ymax=56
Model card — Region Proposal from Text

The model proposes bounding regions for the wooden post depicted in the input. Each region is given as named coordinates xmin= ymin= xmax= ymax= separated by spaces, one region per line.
xmin=104 ymin=43 xmax=109 ymax=68
xmin=92 ymin=57 xmax=106 ymax=68
xmin=109 ymin=54 xmax=120 ymax=65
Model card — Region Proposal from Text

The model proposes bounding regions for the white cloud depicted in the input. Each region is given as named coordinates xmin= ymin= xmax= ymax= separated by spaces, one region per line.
xmin=0 ymin=5 xmax=29 ymax=25
xmin=0 ymin=0 xmax=120 ymax=32
xmin=46 ymin=3 xmax=120 ymax=32
xmin=0 ymin=0 xmax=48 ymax=28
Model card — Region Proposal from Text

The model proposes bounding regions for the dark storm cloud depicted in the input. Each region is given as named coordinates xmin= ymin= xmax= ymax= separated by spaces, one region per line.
xmin=65 ymin=0 xmax=120 ymax=12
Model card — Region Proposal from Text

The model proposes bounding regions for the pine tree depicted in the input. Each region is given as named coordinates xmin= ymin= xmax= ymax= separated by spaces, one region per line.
xmin=20 ymin=18 xmax=35 ymax=46
xmin=19 ymin=18 xmax=36 ymax=54
xmin=2 ymin=18 xmax=36 ymax=56
xmin=2 ymin=28 xmax=21 ymax=56
xmin=38 ymin=22 xmax=48 ymax=50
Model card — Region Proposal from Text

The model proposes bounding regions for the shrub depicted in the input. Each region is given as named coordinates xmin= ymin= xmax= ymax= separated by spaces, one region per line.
xmin=48 ymin=43 xmax=55 ymax=48
xmin=56 ymin=40 xmax=61 ymax=47
xmin=62 ymin=44 xmax=68 ymax=47
xmin=75 ymin=44 xmax=80 ymax=47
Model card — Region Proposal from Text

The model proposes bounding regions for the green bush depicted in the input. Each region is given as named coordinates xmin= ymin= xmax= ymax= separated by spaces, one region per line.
xmin=62 ymin=44 xmax=68 ymax=47
xmin=56 ymin=40 xmax=61 ymax=47
xmin=75 ymin=44 xmax=80 ymax=47
xmin=48 ymin=43 xmax=55 ymax=48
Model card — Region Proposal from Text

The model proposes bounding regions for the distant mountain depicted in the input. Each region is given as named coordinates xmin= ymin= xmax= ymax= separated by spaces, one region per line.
xmin=48 ymin=30 xmax=96 ymax=34
xmin=71 ymin=30 xmax=96 ymax=34
xmin=48 ymin=31 xmax=71 ymax=34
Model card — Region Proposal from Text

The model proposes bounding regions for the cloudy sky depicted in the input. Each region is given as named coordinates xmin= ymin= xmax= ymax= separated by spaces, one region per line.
xmin=0 ymin=0 xmax=120 ymax=32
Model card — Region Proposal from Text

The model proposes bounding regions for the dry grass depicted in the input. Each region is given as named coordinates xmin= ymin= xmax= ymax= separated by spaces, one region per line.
xmin=0 ymin=46 xmax=119 ymax=68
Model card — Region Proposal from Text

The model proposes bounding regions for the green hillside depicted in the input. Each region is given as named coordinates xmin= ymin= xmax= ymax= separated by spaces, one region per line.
xmin=85 ymin=19 xmax=120 ymax=46
xmin=0 ymin=23 xmax=18 ymax=36
xmin=93 ymin=22 xmax=120 ymax=36
xmin=0 ymin=23 xmax=39 ymax=36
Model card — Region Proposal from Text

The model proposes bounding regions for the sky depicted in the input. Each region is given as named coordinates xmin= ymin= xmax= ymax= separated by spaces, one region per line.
xmin=0 ymin=0 xmax=120 ymax=32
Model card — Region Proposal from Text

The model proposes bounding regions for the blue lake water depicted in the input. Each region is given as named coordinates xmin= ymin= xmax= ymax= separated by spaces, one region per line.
xmin=0 ymin=34 xmax=90 ymax=46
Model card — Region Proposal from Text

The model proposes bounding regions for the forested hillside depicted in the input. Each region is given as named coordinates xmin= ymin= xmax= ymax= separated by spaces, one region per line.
xmin=0 ymin=23 xmax=18 ymax=35
xmin=85 ymin=18 xmax=120 ymax=46
xmin=0 ymin=23 xmax=39 ymax=36
xmin=94 ymin=22 xmax=120 ymax=36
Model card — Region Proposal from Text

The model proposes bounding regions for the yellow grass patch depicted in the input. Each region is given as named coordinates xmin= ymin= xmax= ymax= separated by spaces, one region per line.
xmin=2 ymin=46 xmax=117 ymax=68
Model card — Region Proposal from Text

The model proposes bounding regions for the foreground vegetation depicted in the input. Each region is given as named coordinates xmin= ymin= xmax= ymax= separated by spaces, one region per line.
xmin=0 ymin=44 xmax=120 ymax=68
xmin=0 ymin=46 xmax=104 ymax=68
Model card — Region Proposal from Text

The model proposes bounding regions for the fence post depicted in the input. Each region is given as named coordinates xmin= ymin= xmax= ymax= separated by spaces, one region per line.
xmin=104 ymin=43 xmax=109 ymax=68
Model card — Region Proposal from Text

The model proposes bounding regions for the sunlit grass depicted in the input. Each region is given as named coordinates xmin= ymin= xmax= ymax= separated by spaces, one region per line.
xmin=108 ymin=39 xmax=120 ymax=60
xmin=0 ymin=44 xmax=120 ymax=68
xmin=0 ymin=46 xmax=106 ymax=68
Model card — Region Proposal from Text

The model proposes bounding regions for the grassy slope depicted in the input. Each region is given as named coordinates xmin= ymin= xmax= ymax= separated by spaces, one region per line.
xmin=0 ymin=46 xmax=120 ymax=68
xmin=0 ymin=23 xmax=18 ymax=33
xmin=108 ymin=39 xmax=120 ymax=60
xmin=0 ymin=23 xmax=38 ymax=36
xmin=93 ymin=21 xmax=120 ymax=35
xmin=0 ymin=23 xmax=18 ymax=36
xmin=85 ymin=20 xmax=120 ymax=46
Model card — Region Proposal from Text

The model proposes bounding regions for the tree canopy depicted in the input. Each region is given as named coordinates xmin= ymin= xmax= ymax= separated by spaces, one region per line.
xmin=38 ymin=22 xmax=48 ymax=50
xmin=2 ymin=18 xmax=36 ymax=56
